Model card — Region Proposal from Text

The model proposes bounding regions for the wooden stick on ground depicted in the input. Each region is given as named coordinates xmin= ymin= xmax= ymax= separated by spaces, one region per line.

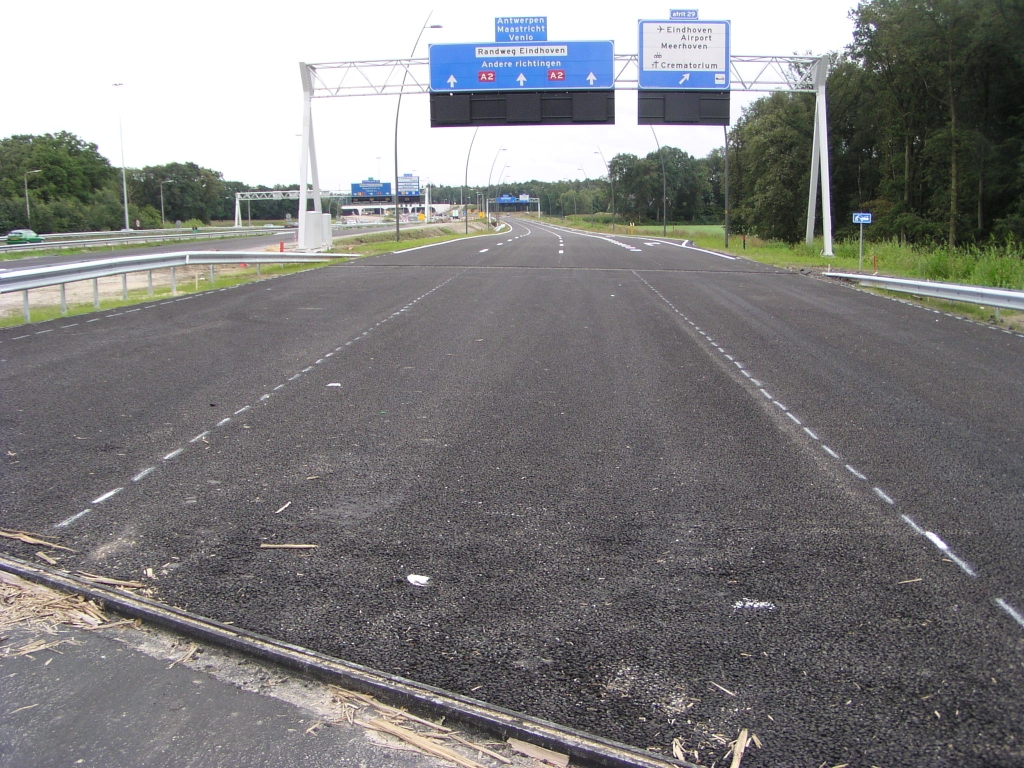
xmin=358 ymin=718 xmax=486 ymax=768
xmin=0 ymin=529 xmax=76 ymax=552
xmin=729 ymin=728 xmax=750 ymax=768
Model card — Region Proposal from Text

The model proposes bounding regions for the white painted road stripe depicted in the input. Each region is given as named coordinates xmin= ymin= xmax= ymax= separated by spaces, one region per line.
xmin=995 ymin=598 xmax=1024 ymax=630
xmin=55 ymin=510 xmax=90 ymax=528
xmin=132 ymin=467 xmax=155 ymax=482
xmin=163 ymin=448 xmax=184 ymax=461
xmin=92 ymin=488 xmax=122 ymax=504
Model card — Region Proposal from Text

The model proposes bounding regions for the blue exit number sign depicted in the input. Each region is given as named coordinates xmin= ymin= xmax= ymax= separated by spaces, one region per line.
xmin=670 ymin=9 xmax=699 ymax=20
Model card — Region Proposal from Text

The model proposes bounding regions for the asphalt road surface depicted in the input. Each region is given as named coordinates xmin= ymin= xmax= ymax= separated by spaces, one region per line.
xmin=2 ymin=219 xmax=1023 ymax=766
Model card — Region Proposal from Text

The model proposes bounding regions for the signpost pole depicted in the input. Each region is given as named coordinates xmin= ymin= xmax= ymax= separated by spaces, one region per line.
xmin=859 ymin=222 xmax=864 ymax=270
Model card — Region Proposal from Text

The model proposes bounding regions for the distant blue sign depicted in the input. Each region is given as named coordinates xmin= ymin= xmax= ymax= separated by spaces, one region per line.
xmin=496 ymin=195 xmax=519 ymax=204
xmin=495 ymin=16 xmax=547 ymax=42
xmin=351 ymin=180 xmax=391 ymax=197
xmin=670 ymin=10 xmax=699 ymax=20
xmin=429 ymin=41 xmax=614 ymax=92
xmin=853 ymin=212 xmax=873 ymax=224
xmin=638 ymin=19 xmax=730 ymax=90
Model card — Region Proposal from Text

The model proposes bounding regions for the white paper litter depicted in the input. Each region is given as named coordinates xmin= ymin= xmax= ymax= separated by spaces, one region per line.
xmin=733 ymin=599 xmax=776 ymax=611
xmin=327 ymin=383 xmax=342 ymax=388
xmin=406 ymin=574 xmax=431 ymax=587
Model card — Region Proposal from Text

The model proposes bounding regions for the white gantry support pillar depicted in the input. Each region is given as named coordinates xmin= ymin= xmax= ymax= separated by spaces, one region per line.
xmin=298 ymin=63 xmax=326 ymax=251
xmin=234 ymin=193 xmax=242 ymax=228
xmin=805 ymin=55 xmax=834 ymax=256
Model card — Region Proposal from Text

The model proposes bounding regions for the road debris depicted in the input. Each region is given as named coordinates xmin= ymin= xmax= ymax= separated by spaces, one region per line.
xmin=77 ymin=572 xmax=145 ymax=589
xmin=0 ymin=529 xmax=75 ymax=552
xmin=406 ymin=574 xmax=431 ymax=587
xmin=260 ymin=543 xmax=318 ymax=550
xmin=507 ymin=738 xmax=569 ymax=766
xmin=360 ymin=718 xmax=487 ymax=768
xmin=710 ymin=681 xmax=737 ymax=697
xmin=167 ymin=642 xmax=199 ymax=669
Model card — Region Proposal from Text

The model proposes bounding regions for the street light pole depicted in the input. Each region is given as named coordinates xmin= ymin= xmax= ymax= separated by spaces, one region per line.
xmin=160 ymin=179 xmax=174 ymax=227
xmin=463 ymin=126 xmax=479 ymax=234
xmin=23 ymin=169 xmax=41 ymax=226
xmin=650 ymin=126 xmax=668 ymax=237
xmin=394 ymin=15 xmax=442 ymax=242
xmin=596 ymin=148 xmax=614 ymax=231
xmin=113 ymin=83 xmax=131 ymax=231
xmin=486 ymin=146 xmax=505 ymax=227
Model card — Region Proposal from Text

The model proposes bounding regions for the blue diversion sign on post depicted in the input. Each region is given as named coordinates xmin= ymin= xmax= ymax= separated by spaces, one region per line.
xmin=638 ymin=20 xmax=730 ymax=89
xmin=429 ymin=41 xmax=614 ymax=92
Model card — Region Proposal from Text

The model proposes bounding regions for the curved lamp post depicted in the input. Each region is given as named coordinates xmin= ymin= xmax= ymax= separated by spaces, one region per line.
xmin=394 ymin=15 xmax=442 ymax=242
xmin=24 ymin=169 xmax=41 ymax=225
xmin=595 ymin=148 xmax=614 ymax=231
xmin=485 ymin=146 xmax=505 ymax=226
xmin=650 ymin=126 xmax=668 ymax=236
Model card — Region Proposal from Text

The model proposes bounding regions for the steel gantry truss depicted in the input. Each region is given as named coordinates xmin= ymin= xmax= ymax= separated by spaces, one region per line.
xmin=296 ymin=53 xmax=834 ymax=253
xmin=233 ymin=189 xmax=350 ymax=228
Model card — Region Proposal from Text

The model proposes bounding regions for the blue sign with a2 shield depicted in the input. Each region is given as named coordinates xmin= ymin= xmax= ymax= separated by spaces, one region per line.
xmin=853 ymin=212 xmax=873 ymax=224
xmin=351 ymin=180 xmax=391 ymax=197
xmin=429 ymin=41 xmax=614 ymax=92
xmin=495 ymin=17 xmax=547 ymax=42
xmin=638 ymin=20 xmax=730 ymax=89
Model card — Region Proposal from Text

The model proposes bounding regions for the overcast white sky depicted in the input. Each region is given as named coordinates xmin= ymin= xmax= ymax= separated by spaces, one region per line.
xmin=0 ymin=0 xmax=858 ymax=191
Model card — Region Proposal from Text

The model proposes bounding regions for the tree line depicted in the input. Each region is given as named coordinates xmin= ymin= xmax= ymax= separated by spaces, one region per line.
xmin=729 ymin=0 xmax=1024 ymax=247
xmin=0 ymin=133 xmax=304 ymax=233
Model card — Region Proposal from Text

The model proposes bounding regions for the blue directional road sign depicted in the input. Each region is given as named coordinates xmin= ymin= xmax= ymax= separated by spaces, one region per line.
xmin=638 ymin=20 xmax=730 ymax=90
xmin=853 ymin=212 xmax=873 ymax=224
xmin=429 ymin=41 xmax=614 ymax=92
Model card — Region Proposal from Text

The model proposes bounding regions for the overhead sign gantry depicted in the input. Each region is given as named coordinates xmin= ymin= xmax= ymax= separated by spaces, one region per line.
xmin=296 ymin=12 xmax=835 ymax=255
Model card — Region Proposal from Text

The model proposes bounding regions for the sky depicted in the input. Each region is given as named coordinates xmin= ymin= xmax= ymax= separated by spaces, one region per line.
xmin=0 ymin=0 xmax=859 ymax=192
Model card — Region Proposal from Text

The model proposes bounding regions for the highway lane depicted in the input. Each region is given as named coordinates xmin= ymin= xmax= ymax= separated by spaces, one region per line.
xmin=2 ymin=218 xmax=1023 ymax=765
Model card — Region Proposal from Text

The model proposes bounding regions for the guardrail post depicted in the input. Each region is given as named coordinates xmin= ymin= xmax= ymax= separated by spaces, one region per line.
xmin=256 ymin=263 xmax=261 ymax=276
xmin=147 ymin=270 xmax=153 ymax=297
xmin=22 ymin=290 xmax=30 ymax=323
xmin=60 ymin=284 xmax=67 ymax=315
xmin=170 ymin=267 xmax=177 ymax=295
xmin=121 ymin=273 xmax=128 ymax=300
xmin=92 ymin=279 xmax=99 ymax=309
xmin=209 ymin=265 xmax=215 ymax=287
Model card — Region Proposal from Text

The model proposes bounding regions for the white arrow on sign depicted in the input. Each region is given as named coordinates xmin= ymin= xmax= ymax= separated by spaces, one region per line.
xmin=516 ymin=73 xmax=527 ymax=86
xmin=447 ymin=75 xmax=457 ymax=89
xmin=679 ymin=73 xmax=691 ymax=84
xmin=586 ymin=72 xmax=597 ymax=85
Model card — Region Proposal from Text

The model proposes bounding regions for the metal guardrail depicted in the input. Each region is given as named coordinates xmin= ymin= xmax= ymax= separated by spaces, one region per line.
xmin=825 ymin=272 xmax=1024 ymax=312
xmin=1 ymin=227 xmax=291 ymax=254
xmin=1 ymin=251 xmax=334 ymax=323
